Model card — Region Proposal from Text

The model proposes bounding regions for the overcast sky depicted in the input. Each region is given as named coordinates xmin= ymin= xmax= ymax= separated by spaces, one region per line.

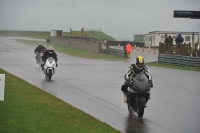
xmin=0 ymin=0 xmax=200 ymax=40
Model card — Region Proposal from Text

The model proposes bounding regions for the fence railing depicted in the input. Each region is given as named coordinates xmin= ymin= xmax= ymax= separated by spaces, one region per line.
xmin=159 ymin=42 xmax=200 ymax=57
xmin=107 ymin=41 xmax=144 ymax=47
xmin=158 ymin=53 xmax=200 ymax=68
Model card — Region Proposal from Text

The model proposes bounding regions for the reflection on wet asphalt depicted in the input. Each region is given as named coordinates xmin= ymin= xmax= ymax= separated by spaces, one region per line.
xmin=125 ymin=114 xmax=146 ymax=133
xmin=1 ymin=37 xmax=200 ymax=133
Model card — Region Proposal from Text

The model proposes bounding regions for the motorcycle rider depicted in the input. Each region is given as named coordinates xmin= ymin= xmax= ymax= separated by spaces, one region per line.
xmin=121 ymin=56 xmax=153 ymax=103
xmin=34 ymin=43 xmax=47 ymax=63
xmin=41 ymin=46 xmax=58 ymax=71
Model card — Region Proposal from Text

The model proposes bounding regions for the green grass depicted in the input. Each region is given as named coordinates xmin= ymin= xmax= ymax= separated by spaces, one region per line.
xmin=0 ymin=68 xmax=120 ymax=133
xmin=65 ymin=30 xmax=116 ymax=41
xmin=146 ymin=61 xmax=200 ymax=72
xmin=16 ymin=39 xmax=125 ymax=60
xmin=0 ymin=30 xmax=50 ymax=39
xmin=0 ymin=30 xmax=116 ymax=41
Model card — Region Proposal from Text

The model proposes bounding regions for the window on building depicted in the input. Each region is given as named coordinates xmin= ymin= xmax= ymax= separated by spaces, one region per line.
xmin=153 ymin=35 xmax=155 ymax=41
xmin=185 ymin=36 xmax=190 ymax=41
xmin=161 ymin=35 xmax=165 ymax=41
xmin=149 ymin=36 xmax=151 ymax=41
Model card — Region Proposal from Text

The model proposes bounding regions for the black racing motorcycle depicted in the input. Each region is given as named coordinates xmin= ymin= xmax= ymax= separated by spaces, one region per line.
xmin=127 ymin=73 xmax=151 ymax=118
xmin=36 ymin=52 xmax=44 ymax=66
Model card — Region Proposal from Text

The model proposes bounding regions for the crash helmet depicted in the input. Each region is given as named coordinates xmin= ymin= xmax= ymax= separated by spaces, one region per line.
xmin=48 ymin=46 xmax=54 ymax=50
xmin=135 ymin=56 xmax=144 ymax=69
xmin=48 ymin=46 xmax=54 ymax=53
xmin=38 ymin=43 xmax=42 ymax=47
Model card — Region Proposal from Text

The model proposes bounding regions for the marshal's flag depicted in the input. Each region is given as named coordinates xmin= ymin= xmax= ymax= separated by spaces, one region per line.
xmin=70 ymin=28 xmax=73 ymax=36
xmin=80 ymin=27 xmax=84 ymax=37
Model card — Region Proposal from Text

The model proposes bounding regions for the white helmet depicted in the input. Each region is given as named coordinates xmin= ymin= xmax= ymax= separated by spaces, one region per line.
xmin=48 ymin=46 xmax=54 ymax=50
xmin=47 ymin=46 xmax=54 ymax=54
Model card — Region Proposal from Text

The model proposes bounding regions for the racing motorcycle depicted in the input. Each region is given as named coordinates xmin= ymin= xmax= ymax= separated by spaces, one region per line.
xmin=43 ymin=57 xmax=56 ymax=80
xmin=127 ymin=73 xmax=151 ymax=118
xmin=36 ymin=52 xmax=44 ymax=66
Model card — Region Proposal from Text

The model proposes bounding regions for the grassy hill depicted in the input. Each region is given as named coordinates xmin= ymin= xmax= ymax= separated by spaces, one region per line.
xmin=64 ymin=30 xmax=116 ymax=41
xmin=0 ymin=30 xmax=50 ymax=39
xmin=0 ymin=30 xmax=116 ymax=41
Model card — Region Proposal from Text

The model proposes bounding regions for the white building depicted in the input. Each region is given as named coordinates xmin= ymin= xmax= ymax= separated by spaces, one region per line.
xmin=144 ymin=31 xmax=200 ymax=47
xmin=50 ymin=30 xmax=63 ymax=37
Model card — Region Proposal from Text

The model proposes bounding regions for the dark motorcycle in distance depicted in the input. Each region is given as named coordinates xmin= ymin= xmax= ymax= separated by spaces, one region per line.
xmin=35 ymin=52 xmax=44 ymax=66
xmin=127 ymin=73 xmax=151 ymax=118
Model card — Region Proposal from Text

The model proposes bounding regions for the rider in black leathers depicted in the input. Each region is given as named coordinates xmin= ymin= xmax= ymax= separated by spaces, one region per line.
xmin=34 ymin=43 xmax=47 ymax=63
xmin=121 ymin=56 xmax=153 ymax=103
xmin=41 ymin=46 xmax=58 ymax=70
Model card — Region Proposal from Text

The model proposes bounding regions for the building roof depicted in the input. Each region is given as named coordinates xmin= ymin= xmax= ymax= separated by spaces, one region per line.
xmin=51 ymin=30 xmax=63 ymax=31
xmin=148 ymin=31 xmax=200 ymax=35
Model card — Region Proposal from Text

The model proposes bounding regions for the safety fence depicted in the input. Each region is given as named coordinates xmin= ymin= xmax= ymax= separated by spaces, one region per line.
xmin=159 ymin=42 xmax=200 ymax=57
xmin=63 ymin=36 xmax=96 ymax=41
xmin=158 ymin=53 xmax=200 ymax=68
xmin=107 ymin=47 xmax=124 ymax=57
xmin=107 ymin=41 xmax=144 ymax=47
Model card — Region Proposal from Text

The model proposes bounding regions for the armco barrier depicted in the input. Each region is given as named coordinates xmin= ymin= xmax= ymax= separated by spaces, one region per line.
xmin=108 ymin=47 xmax=124 ymax=57
xmin=158 ymin=53 xmax=200 ymax=68
xmin=107 ymin=41 xmax=144 ymax=47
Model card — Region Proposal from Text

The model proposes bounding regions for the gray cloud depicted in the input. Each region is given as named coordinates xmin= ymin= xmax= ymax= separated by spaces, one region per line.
xmin=0 ymin=0 xmax=200 ymax=40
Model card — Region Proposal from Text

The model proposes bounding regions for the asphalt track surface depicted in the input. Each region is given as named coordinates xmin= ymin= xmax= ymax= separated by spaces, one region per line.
xmin=0 ymin=37 xmax=200 ymax=133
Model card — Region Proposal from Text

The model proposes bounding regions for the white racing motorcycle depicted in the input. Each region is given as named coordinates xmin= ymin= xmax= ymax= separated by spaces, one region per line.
xmin=43 ymin=57 xmax=56 ymax=80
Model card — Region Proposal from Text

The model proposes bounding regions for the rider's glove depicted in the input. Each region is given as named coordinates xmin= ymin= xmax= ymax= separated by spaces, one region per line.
xmin=149 ymin=80 xmax=153 ymax=87
xmin=127 ymin=80 xmax=133 ymax=87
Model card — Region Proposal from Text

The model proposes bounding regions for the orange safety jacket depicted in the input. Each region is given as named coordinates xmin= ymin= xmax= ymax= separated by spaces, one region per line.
xmin=126 ymin=44 xmax=132 ymax=53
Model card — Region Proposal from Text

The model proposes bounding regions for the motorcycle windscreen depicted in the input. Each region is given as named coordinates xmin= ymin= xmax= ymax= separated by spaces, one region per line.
xmin=47 ymin=57 xmax=54 ymax=62
xmin=133 ymin=73 xmax=150 ymax=92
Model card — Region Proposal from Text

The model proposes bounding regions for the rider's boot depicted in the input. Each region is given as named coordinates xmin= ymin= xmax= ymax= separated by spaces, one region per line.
xmin=121 ymin=84 xmax=128 ymax=103
xmin=146 ymin=92 xmax=150 ymax=103
xmin=41 ymin=64 xmax=44 ymax=71
xmin=123 ymin=92 xmax=128 ymax=103
xmin=35 ymin=56 xmax=38 ymax=63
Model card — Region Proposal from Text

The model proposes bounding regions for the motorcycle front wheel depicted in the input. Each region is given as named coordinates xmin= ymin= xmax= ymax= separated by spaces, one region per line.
xmin=48 ymin=69 xmax=52 ymax=80
xmin=137 ymin=96 xmax=146 ymax=118
xmin=127 ymin=93 xmax=135 ymax=114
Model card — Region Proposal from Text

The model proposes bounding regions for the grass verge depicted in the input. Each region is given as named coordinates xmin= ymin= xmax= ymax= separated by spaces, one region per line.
xmin=16 ymin=39 xmax=125 ymax=60
xmin=146 ymin=61 xmax=200 ymax=72
xmin=0 ymin=68 xmax=120 ymax=133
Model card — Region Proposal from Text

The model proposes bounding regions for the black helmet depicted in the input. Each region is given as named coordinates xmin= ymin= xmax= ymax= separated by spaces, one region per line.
xmin=135 ymin=56 xmax=144 ymax=69
xmin=38 ymin=43 xmax=42 ymax=47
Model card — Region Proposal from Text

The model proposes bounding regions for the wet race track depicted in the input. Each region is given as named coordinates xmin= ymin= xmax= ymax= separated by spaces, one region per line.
xmin=0 ymin=36 xmax=200 ymax=133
